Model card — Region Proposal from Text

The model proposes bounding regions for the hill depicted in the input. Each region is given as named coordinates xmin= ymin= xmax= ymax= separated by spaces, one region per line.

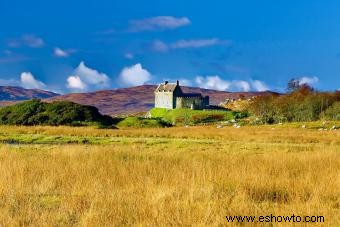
xmin=0 ymin=86 xmax=59 ymax=101
xmin=48 ymin=85 xmax=276 ymax=116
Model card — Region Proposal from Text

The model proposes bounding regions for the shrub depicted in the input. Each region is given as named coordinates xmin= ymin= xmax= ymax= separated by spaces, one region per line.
xmin=0 ymin=99 xmax=114 ymax=127
xmin=323 ymin=101 xmax=340 ymax=120
xmin=248 ymin=88 xmax=340 ymax=124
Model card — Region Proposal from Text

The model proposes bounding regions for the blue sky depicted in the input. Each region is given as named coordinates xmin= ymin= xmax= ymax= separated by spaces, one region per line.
xmin=0 ymin=0 xmax=340 ymax=93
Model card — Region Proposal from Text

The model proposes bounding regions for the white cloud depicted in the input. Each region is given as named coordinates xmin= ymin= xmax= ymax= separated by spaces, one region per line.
xmin=195 ymin=76 xmax=231 ymax=91
xmin=152 ymin=40 xmax=169 ymax=52
xmin=128 ymin=16 xmax=190 ymax=32
xmin=195 ymin=76 xmax=269 ymax=92
xmin=170 ymin=38 xmax=229 ymax=49
xmin=66 ymin=76 xmax=87 ymax=91
xmin=299 ymin=76 xmax=319 ymax=85
xmin=119 ymin=63 xmax=151 ymax=86
xmin=66 ymin=61 xmax=110 ymax=91
xmin=8 ymin=35 xmax=44 ymax=48
xmin=54 ymin=47 xmax=75 ymax=57
xmin=251 ymin=80 xmax=269 ymax=91
xmin=177 ymin=79 xmax=193 ymax=86
xmin=22 ymin=35 xmax=44 ymax=48
xmin=74 ymin=61 xmax=109 ymax=86
xmin=152 ymin=38 xmax=230 ymax=52
xmin=20 ymin=72 xmax=45 ymax=89
xmin=233 ymin=80 xmax=251 ymax=92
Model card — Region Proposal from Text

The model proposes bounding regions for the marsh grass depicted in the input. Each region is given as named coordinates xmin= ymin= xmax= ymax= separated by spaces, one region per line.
xmin=0 ymin=125 xmax=339 ymax=226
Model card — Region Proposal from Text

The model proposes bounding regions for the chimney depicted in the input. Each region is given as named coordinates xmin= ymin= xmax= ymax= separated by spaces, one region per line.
xmin=176 ymin=80 xmax=179 ymax=86
xmin=164 ymin=81 xmax=168 ymax=85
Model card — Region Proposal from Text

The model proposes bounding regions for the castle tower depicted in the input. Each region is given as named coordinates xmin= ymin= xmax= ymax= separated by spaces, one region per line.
xmin=154 ymin=81 xmax=182 ymax=109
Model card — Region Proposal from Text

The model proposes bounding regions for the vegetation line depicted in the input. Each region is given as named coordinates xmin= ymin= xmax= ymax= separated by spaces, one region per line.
xmin=0 ymin=133 xmax=337 ymax=149
xmin=0 ymin=133 xmax=219 ymax=145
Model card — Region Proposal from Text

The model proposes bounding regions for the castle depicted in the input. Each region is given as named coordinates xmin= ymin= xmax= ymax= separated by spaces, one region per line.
xmin=154 ymin=80 xmax=209 ymax=110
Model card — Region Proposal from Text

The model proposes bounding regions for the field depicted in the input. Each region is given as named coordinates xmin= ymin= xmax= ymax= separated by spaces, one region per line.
xmin=0 ymin=124 xmax=339 ymax=226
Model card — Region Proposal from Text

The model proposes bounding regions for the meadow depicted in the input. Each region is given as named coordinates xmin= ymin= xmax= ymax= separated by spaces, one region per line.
xmin=0 ymin=124 xmax=339 ymax=226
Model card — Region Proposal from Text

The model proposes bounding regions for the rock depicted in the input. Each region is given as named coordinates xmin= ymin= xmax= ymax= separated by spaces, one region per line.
xmin=233 ymin=124 xmax=241 ymax=128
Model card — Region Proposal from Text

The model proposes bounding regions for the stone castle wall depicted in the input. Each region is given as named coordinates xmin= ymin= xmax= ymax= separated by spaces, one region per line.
xmin=155 ymin=92 xmax=174 ymax=109
xmin=176 ymin=96 xmax=209 ymax=110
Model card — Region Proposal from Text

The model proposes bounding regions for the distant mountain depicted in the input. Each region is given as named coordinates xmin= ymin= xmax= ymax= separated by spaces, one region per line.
xmin=48 ymin=85 xmax=277 ymax=116
xmin=0 ymin=86 xmax=59 ymax=101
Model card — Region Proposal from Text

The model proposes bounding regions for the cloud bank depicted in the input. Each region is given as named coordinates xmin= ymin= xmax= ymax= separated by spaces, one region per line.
xmin=195 ymin=76 xmax=231 ymax=91
xmin=195 ymin=75 xmax=269 ymax=92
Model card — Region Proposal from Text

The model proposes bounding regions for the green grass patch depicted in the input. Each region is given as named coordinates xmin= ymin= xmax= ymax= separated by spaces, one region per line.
xmin=149 ymin=108 xmax=248 ymax=125
xmin=116 ymin=117 xmax=171 ymax=128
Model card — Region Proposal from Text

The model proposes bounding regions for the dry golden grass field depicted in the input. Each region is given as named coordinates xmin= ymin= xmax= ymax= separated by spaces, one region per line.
xmin=0 ymin=123 xmax=339 ymax=226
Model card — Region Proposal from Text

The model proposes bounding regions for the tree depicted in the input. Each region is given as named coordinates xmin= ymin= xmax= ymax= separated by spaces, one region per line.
xmin=0 ymin=100 xmax=114 ymax=126
xmin=287 ymin=78 xmax=314 ymax=93
xmin=287 ymin=78 xmax=301 ymax=92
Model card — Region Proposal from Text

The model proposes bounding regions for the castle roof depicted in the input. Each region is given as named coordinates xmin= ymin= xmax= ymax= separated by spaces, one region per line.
xmin=155 ymin=81 xmax=178 ymax=92
xmin=179 ymin=93 xmax=202 ymax=98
